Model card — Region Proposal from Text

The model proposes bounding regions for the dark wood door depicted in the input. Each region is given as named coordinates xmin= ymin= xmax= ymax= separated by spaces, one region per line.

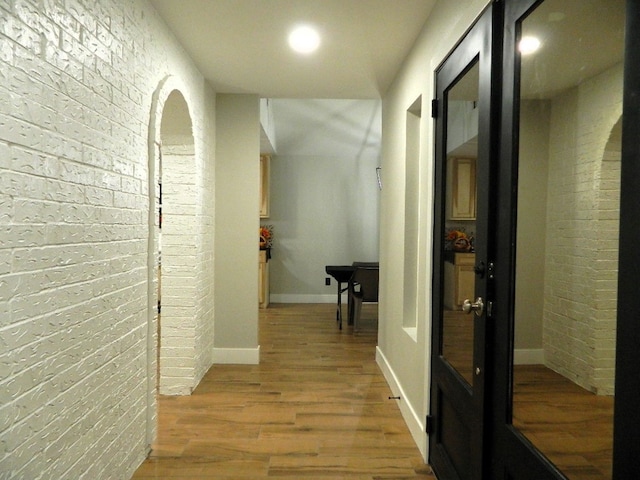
xmin=431 ymin=1 xmax=640 ymax=479
xmin=489 ymin=0 xmax=638 ymax=479
xmin=428 ymin=6 xmax=499 ymax=480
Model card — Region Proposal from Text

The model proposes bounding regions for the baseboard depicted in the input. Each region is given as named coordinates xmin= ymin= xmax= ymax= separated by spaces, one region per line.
xmin=375 ymin=346 xmax=427 ymax=461
xmin=212 ymin=346 xmax=260 ymax=364
xmin=514 ymin=348 xmax=544 ymax=365
xmin=270 ymin=293 xmax=341 ymax=304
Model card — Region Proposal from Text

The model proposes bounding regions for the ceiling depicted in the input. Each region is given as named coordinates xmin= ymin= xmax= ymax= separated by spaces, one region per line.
xmin=148 ymin=0 xmax=437 ymax=99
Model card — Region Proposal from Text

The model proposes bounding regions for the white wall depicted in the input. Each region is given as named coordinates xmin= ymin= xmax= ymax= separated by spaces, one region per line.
xmin=0 ymin=0 xmax=219 ymax=477
xmin=377 ymin=0 xmax=489 ymax=459
xmin=513 ymin=100 xmax=550 ymax=356
xmin=267 ymin=99 xmax=381 ymax=302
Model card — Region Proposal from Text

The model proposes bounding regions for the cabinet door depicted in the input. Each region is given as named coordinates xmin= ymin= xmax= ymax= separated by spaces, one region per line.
xmin=450 ymin=157 xmax=476 ymax=220
xmin=259 ymin=251 xmax=269 ymax=308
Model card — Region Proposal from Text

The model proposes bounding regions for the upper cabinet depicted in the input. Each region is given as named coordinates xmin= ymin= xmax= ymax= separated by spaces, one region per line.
xmin=447 ymin=99 xmax=478 ymax=221
xmin=449 ymin=157 xmax=476 ymax=220
xmin=260 ymin=154 xmax=270 ymax=218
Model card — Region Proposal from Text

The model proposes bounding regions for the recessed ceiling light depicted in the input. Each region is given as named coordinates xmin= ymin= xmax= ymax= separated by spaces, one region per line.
xmin=288 ymin=25 xmax=320 ymax=54
xmin=519 ymin=36 xmax=541 ymax=55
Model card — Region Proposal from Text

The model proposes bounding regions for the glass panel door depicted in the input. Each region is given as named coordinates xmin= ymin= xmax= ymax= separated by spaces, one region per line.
xmin=442 ymin=61 xmax=479 ymax=387
xmin=429 ymin=6 xmax=495 ymax=479
xmin=510 ymin=1 xmax=624 ymax=478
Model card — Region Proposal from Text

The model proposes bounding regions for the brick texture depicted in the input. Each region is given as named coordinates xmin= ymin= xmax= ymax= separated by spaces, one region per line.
xmin=544 ymin=64 xmax=622 ymax=395
xmin=0 ymin=0 xmax=215 ymax=478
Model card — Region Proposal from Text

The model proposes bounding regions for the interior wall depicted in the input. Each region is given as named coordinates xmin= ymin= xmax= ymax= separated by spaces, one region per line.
xmin=267 ymin=99 xmax=381 ymax=302
xmin=543 ymin=63 xmax=622 ymax=394
xmin=513 ymin=100 xmax=550 ymax=359
xmin=214 ymin=94 xmax=260 ymax=362
xmin=0 ymin=0 xmax=216 ymax=477
xmin=268 ymin=154 xmax=380 ymax=301
xmin=377 ymin=0 xmax=490 ymax=459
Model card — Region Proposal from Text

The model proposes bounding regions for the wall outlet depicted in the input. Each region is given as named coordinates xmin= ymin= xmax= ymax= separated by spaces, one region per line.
xmin=325 ymin=277 xmax=331 ymax=286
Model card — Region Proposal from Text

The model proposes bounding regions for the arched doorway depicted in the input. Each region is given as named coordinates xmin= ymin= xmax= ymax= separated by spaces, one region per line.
xmin=146 ymin=78 xmax=197 ymax=444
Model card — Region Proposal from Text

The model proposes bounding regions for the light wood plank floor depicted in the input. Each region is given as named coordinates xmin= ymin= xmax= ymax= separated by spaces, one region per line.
xmin=132 ymin=303 xmax=435 ymax=479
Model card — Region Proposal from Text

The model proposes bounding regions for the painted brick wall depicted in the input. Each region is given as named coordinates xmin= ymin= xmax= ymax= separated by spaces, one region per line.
xmin=194 ymin=90 xmax=216 ymax=386
xmin=0 ymin=0 xmax=215 ymax=478
xmin=160 ymin=146 xmax=198 ymax=395
xmin=543 ymin=63 xmax=622 ymax=395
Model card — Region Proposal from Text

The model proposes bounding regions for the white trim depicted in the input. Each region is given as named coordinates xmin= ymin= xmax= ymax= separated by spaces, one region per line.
xmin=270 ymin=293 xmax=341 ymax=304
xmin=403 ymin=326 xmax=418 ymax=342
xmin=212 ymin=346 xmax=260 ymax=364
xmin=514 ymin=348 xmax=544 ymax=365
xmin=376 ymin=346 xmax=427 ymax=459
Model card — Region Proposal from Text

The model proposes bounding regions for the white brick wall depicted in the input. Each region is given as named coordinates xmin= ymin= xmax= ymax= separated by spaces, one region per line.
xmin=543 ymin=63 xmax=622 ymax=395
xmin=1 ymin=0 xmax=216 ymax=478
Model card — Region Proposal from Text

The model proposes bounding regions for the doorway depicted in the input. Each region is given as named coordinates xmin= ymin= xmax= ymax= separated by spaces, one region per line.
xmin=147 ymin=81 xmax=197 ymax=439
xmin=429 ymin=1 xmax=639 ymax=479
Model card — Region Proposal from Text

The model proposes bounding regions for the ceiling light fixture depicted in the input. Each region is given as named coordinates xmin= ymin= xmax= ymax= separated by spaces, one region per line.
xmin=519 ymin=36 xmax=541 ymax=55
xmin=288 ymin=25 xmax=321 ymax=54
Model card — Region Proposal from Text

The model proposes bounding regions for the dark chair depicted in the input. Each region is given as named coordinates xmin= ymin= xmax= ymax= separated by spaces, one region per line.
xmin=348 ymin=266 xmax=379 ymax=332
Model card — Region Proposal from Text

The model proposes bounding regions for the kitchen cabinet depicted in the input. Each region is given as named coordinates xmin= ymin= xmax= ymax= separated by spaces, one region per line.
xmin=449 ymin=157 xmax=476 ymax=220
xmin=444 ymin=252 xmax=475 ymax=309
xmin=260 ymin=154 xmax=270 ymax=218
xmin=259 ymin=249 xmax=269 ymax=308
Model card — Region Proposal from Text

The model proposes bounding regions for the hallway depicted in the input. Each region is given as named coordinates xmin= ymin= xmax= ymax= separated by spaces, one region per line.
xmin=132 ymin=304 xmax=434 ymax=479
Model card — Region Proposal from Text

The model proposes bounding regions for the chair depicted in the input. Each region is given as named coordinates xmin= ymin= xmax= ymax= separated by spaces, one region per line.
xmin=348 ymin=266 xmax=379 ymax=332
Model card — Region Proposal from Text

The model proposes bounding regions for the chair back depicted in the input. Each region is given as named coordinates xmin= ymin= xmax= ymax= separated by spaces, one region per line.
xmin=352 ymin=267 xmax=379 ymax=302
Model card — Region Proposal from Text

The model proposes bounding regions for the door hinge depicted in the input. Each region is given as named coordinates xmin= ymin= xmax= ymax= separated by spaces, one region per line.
xmin=426 ymin=414 xmax=435 ymax=435
xmin=431 ymin=99 xmax=438 ymax=118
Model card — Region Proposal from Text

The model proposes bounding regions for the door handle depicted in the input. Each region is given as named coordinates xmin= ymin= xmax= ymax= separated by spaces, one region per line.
xmin=462 ymin=297 xmax=484 ymax=316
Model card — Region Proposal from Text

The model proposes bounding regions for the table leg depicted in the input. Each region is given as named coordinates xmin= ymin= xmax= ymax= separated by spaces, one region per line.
xmin=337 ymin=282 xmax=343 ymax=329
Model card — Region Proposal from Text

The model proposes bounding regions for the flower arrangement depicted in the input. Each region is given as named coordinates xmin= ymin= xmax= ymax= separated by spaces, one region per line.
xmin=260 ymin=225 xmax=273 ymax=249
xmin=445 ymin=228 xmax=474 ymax=252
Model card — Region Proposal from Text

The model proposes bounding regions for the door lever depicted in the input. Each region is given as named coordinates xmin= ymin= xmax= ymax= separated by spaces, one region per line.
xmin=462 ymin=297 xmax=484 ymax=317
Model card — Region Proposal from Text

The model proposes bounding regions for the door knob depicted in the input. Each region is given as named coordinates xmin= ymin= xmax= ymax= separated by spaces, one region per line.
xmin=462 ymin=297 xmax=484 ymax=316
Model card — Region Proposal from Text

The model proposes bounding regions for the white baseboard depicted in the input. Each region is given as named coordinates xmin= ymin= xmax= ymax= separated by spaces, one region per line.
xmin=514 ymin=348 xmax=544 ymax=365
xmin=270 ymin=293 xmax=341 ymax=304
xmin=375 ymin=346 xmax=427 ymax=461
xmin=212 ymin=346 xmax=260 ymax=364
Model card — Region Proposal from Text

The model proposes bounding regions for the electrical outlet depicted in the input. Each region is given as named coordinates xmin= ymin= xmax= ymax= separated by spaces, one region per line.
xmin=325 ymin=277 xmax=331 ymax=286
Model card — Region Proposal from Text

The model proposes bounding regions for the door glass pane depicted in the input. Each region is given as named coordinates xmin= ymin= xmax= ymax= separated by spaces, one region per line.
xmin=442 ymin=61 xmax=479 ymax=386
xmin=512 ymin=1 xmax=624 ymax=478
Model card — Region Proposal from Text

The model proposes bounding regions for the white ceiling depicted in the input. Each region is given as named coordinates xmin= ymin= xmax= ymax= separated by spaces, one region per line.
xmin=270 ymin=99 xmax=381 ymax=157
xmin=148 ymin=0 xmax=437 ymax=99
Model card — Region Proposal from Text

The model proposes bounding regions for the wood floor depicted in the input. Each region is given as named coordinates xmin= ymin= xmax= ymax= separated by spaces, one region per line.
xmin=132 ymin=304 xmax=614 ymax=479
xmin=513 ymin=365 xmax=614 ymax=480
xmin=132 ymin=303 xmax=435 ymax=479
